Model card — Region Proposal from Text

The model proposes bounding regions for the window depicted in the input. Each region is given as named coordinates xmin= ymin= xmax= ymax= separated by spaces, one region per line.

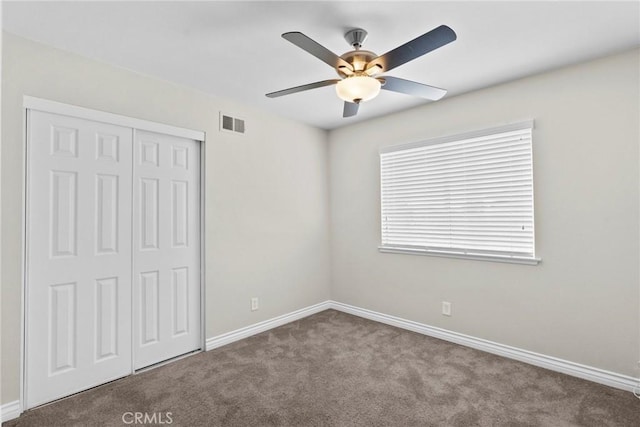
xmin=379 ymin=121 xmax=539 ymax=265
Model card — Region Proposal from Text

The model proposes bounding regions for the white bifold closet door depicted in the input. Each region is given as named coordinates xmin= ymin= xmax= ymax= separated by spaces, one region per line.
xmin=26 ymin=111 xmax=201 ymax=409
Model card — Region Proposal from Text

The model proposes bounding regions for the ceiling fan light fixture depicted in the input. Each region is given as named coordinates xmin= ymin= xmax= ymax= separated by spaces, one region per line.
xmin=335 ymin=75 xmax=381 ymax=104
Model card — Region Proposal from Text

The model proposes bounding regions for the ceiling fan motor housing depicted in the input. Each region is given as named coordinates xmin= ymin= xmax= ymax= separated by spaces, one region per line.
xmin=337 ymin=50 xmax=378 ymax=76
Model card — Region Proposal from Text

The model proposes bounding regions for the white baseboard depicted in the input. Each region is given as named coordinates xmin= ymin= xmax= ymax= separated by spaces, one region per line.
xmin=329 ymin=301 xmax=640 ymax=393
xmin=205 ymin=301 xmax=332 ymax=351
xmin=1 ymin=400 xmax=21 ymax=422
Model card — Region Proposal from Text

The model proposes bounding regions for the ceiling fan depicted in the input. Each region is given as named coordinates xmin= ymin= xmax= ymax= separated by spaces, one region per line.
xmin=266 ymin=25 xmax=457 ymax=118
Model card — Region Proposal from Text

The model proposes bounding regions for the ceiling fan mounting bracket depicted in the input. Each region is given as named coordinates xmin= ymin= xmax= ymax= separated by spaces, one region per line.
xmin=344 ymin=28 xmax=368 ymax=49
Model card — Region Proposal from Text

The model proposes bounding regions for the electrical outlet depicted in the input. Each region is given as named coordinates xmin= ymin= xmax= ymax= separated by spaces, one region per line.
xmin=251 ymin=297 xmax=259 ymax=311
xmin=442 ymin=301 xmax=451 ymax=316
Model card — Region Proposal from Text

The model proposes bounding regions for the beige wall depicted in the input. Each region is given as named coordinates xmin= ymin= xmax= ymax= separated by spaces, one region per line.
xmin=329 ymin=49 xmax=640 ymax=377
xmin=1 ymin=33 xmax=331 ymax=403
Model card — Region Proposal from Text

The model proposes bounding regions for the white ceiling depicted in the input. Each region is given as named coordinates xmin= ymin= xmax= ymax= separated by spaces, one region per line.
xmin=3 ymin=1 xmax=639 ymax=130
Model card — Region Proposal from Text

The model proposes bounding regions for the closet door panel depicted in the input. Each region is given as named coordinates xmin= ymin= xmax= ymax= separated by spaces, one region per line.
xmin=26 ymin=111 xmax=133 ymax=408
xmin=133 ymin=130 xmax=201 ymax=369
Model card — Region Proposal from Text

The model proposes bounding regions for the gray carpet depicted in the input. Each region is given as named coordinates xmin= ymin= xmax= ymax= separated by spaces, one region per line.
xmin=5 ymin=309 xmax=639 ymax=426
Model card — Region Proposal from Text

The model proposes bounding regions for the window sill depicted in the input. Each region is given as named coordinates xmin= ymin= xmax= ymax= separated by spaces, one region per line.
xmin=378 ymin=245 xmax=541 ymax=266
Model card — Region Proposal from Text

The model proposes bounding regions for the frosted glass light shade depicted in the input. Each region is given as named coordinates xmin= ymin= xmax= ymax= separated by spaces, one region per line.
xmin=335 ymin=76 xmax=381 ymax=103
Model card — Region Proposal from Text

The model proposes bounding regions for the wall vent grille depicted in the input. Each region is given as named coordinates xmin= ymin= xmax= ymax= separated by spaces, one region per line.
xmin=220 ymin=113 xmax=245 ymax=134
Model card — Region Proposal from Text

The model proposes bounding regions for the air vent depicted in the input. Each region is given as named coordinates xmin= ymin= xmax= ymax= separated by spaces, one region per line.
xmin=220 ymin=112 xmax=246 ymax=134
xmin=234 ymin=118 xmax=245 ymax=133
xmin=222 ymin=115 xmax=233 ymax=131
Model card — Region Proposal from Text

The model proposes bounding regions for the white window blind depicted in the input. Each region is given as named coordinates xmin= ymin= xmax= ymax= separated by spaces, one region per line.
xmin=379 ymin=121 xmax=539 ymax=264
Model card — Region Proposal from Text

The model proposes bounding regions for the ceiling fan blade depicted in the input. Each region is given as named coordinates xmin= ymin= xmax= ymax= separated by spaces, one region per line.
xmin=266 ymin=79 xmax=340 ymax=98
xmin=282 ymin=32 xmax=353 ymax=71
xmin=343 ymin=101 xmax=359 ymax=118
xmin=380 ymin=76 xmax=447 ymax=100
xmin=366 ymin=25 xmax=456 ymax=73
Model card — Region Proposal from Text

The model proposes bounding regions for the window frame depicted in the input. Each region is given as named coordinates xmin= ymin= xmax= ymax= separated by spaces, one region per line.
xmin=378 ymin=120 xmax=540 ymax=265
